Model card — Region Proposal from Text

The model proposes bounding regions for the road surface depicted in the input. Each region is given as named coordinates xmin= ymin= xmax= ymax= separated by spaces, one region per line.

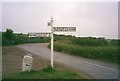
xmin=17 ymin=43 xmax=118 ymax=79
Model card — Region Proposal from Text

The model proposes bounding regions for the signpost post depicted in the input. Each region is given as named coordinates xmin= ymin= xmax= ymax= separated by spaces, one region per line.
xmin=48 ymin=17 xmax=54 ymax=68
xmin=48 ymin=17 xmax=76 ymax=68
xmin=51 ymin=18 xmax=54 ymax=68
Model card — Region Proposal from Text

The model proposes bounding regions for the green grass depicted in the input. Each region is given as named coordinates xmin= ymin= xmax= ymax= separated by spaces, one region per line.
xmin=48 ymin=35 xmax=119 ymax=64
xmin=0 ymin=32 xmax=2 ymax=46
xmin=3 ymin=66 xmax=82 ymax=79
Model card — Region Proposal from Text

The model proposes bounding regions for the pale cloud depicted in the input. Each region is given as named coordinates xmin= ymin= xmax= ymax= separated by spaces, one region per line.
xmin=2 ymin=2 xmax=118 ymax=39
xmin=0 ymin=3 xmax=2 ymax=31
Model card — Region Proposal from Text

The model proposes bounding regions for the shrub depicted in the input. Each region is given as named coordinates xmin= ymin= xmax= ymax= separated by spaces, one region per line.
xmin=51 ymin=35 xmax=119 ymax=63
xmin=2 ymin=29 xmax=50 ymax=46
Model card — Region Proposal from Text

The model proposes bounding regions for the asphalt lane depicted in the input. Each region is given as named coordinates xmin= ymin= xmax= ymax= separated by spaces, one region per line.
xmin=17 ymin=43 xmax=118 ymax=79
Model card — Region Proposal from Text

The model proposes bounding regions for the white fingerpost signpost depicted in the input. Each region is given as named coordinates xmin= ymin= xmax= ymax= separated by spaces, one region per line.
xmin=48 ymin=17 xmax=76 ymax=68
xmin=22 ymin=17 xmax=76 ymax=71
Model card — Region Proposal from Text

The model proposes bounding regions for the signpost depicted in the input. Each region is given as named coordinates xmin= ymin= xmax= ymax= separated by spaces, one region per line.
xmin=48 ymin=17 xmax=76 ymax=68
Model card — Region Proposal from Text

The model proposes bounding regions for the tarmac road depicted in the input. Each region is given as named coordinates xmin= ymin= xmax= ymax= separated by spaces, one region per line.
xmin=17 ymin=43 xmax=118 ymax=79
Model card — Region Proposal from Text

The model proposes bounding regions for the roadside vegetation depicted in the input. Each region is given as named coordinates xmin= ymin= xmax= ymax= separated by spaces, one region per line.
xmin=2 ymin=29 xmax=50 ymax=46
xmin=48 ymin=35 xmax=119 ymax=64
xmin=2 ymin=29 xmax=119 ymax=63
xmin=3 ymin=66 xmax=81 ymax=79
xmin=0 ymin=32 xmax=2 ymax=46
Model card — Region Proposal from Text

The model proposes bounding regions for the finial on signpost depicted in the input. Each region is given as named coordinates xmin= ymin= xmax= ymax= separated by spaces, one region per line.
xmin=51 ymin=17 xmax=53 ymax=23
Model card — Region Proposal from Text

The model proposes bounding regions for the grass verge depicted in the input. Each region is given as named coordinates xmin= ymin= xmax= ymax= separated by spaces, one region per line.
xmin=3 ymin=66 xmax=81 ymax=79
xmin=3 ymin=46 xmax=86 ymax=79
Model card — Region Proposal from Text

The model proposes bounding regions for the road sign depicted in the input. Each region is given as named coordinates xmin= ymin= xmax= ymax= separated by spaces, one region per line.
xmin=48 ymin=18 xmax=76 ymax=68
xmin=28 ymin=32 xmax=51 ymax=37
xmin=53 ymin=27 xmax=76 ymax=32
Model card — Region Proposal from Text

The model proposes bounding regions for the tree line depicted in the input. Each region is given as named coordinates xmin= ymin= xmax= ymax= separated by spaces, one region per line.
xmin=2 ymin=29 xmax=50 ymax=46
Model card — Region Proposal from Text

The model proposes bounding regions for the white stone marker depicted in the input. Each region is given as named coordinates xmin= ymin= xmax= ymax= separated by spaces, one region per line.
xmin=22 ymin=55 xmax=33 ymax=72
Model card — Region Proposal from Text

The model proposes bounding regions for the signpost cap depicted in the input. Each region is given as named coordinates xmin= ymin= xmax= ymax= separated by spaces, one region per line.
xmin=51 ymin=17 xmax=53 ymax=21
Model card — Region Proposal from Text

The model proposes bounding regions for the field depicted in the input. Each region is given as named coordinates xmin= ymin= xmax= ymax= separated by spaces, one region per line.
xmin=48 ymin=35 xmax=119 ymax=64
xmin=2 ymin=46 xmax=89 ymax=79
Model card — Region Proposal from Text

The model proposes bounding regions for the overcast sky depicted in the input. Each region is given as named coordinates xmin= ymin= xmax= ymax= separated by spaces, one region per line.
xmin=2 ymin=2 xmax=118 ymax=39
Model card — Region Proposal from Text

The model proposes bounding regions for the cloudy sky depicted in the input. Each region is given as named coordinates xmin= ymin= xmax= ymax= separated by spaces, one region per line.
xmin=2 ymin=1 xmax=118 ymax=39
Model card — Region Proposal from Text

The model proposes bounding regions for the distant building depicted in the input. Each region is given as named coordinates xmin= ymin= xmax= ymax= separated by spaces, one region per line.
xmin=28 ymin=32 xmax=51 ymax=37
xmin=106 ymin=39 xmax=112 ymax=43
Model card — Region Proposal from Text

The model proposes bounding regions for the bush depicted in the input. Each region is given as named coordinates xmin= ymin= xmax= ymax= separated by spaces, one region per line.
xmin=2 ymin=29 xmax=50 ymax=46
xmin=3 ymin=29 xmax=14 ymax=41
xmin=50 ymin=35 xmax=119 ymax=63
xmin=2 ymin=37 xmax=12 ymax=46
